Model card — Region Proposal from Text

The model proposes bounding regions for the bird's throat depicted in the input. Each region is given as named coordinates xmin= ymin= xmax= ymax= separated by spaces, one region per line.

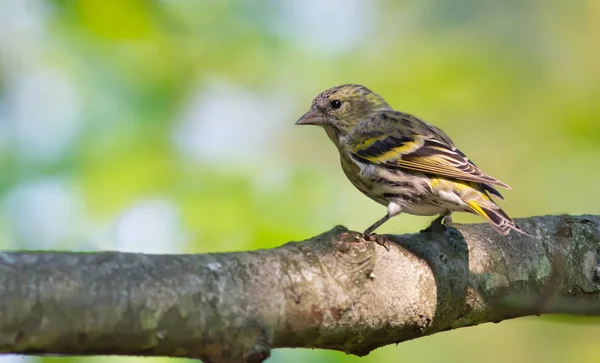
xmin=323 ymin=125 xmax=342 ymax=148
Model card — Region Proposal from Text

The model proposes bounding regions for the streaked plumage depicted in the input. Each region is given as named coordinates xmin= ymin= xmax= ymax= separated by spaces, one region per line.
xmin=296 ymin=84 xmax=526 ymax=236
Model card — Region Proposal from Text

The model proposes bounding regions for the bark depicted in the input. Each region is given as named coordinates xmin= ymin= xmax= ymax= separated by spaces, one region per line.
xmin=0 ymin=214 xmax=599 ymax=363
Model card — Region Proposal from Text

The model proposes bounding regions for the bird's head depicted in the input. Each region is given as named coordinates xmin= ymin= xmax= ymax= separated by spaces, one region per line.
xmin=295 ymin=84 xmax=390 ymax=138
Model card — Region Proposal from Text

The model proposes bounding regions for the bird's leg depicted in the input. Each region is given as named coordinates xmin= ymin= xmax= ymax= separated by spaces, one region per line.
xmin=363 ymin=203 xmax=401 ymax=250
xmin=363 ymin=214 xmax=391 ymax=251
xmin=421 ymin=211 xmax=452 ymax=234
xmin=364 ymin=214 xmax=390 ymax=235
xmin=443 ymin=213 xmax=453 ymax=225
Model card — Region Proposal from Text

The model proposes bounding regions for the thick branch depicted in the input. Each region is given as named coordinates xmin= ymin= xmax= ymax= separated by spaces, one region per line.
xmin=1 ymin=215 xmax=599 ymax=362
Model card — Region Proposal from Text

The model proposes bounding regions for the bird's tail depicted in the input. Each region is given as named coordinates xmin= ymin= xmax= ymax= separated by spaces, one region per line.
xmin=466 ymin=200 xmax=529 ymax=236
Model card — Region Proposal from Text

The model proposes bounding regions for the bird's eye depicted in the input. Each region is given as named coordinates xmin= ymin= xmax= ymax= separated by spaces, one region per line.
xmin=330 ymin=100 xmax=342 ymax=109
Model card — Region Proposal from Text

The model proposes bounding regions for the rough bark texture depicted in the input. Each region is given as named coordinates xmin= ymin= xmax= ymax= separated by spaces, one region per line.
xmin=0 ymin=214 xmax=599 ymax=363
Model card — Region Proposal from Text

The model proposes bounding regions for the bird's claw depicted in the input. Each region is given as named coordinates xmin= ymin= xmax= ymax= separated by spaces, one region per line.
xmin=363 ymin=233 xmax=391 ymax=251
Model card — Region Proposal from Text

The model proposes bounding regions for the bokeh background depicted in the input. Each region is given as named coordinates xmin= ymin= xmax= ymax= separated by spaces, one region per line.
xmin=1 ymin=0 xmax=599 ymax=362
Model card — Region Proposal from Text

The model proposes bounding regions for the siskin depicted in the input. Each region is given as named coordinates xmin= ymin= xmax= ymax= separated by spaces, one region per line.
xmin=295 ymin=84 xmax=526 ymax=238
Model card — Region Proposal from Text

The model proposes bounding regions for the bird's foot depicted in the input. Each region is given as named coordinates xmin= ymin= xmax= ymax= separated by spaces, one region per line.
xmin=363 ymin=233 xmax=391 ymax=251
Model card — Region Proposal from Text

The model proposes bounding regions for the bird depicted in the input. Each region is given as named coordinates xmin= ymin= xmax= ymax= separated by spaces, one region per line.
xmin=295 ymin=84 xmax=526 ymax=239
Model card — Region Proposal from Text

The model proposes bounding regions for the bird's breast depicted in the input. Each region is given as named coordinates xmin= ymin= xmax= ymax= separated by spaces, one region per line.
xmin=339 ymin=153 xmax=388 ymax=206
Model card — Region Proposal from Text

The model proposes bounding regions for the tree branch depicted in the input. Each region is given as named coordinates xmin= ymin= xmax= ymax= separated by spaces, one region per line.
xmin=1 ymin=214 xmax=599 ymax=363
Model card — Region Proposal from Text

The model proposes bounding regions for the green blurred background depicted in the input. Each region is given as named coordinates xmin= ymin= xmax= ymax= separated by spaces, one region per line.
xmin=0 ymin=0 xmax=599 ymax=362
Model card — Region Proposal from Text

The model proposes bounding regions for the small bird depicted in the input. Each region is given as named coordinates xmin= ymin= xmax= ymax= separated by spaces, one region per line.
xmin=295 ymin=84 xmax=526 ymax=238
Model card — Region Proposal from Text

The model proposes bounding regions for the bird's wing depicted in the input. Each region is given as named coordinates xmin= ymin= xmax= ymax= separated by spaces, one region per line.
xmin=349 ymin=112 xmax=511 ymax=190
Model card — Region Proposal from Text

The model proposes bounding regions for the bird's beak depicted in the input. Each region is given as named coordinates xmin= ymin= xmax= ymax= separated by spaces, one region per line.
xmin=295 ymin=110 xmax=326 ymax=126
